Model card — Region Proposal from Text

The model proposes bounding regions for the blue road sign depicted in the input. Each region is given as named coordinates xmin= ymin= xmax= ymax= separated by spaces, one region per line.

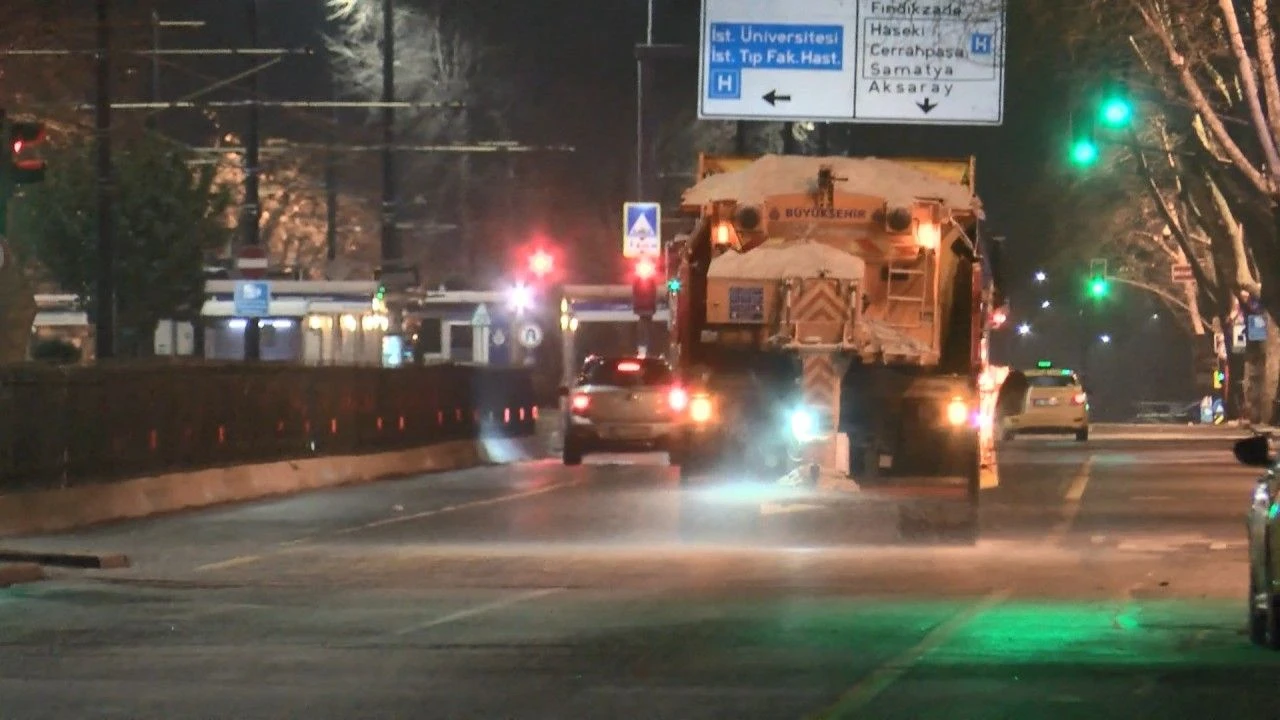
xmin=1248 ymin=314 xmax=1268 ymax=342
xmin=970 ymin=32 xmax=994 ymax=55
xmin=700 ymin=13 xmax=847 ymax=121
xmin=623 ymin=202 xmax=661 ymax=258
xmin=234 ymin=280 xmax=271 ymax=317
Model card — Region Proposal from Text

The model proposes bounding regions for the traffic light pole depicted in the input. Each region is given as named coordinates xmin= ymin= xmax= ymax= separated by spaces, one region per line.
xmin=637 ymin=314 xmax=651 ymax=356
xmin=242 ymin=0 xmax=262 ymax=362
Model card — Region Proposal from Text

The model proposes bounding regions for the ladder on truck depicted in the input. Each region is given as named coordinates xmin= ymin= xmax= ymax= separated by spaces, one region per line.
xmin=883 ymin=254 xmax=932 ymax=329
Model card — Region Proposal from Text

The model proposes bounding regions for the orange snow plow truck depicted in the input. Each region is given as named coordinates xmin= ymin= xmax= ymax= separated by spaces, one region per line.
xmin=667 ymin=153 xmax=1005 ymax=542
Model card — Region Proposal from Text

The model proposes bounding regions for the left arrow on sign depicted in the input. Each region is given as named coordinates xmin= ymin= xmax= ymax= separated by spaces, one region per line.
xmin=762 ymin=89 xmax=792 ymax=106
xmin=916 ymin=97 xmax=938 ymax=114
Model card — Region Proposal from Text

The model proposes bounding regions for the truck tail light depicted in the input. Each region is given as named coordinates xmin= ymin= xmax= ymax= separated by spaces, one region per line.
xmin=690 ymin=395 xmax=714 ymax=423
xmin=668 ymin=387 xmax=689 ymax=412
xmin=1071 ymin=392 xmax=1087 ymax=406
xmin=945 ymin=397 xmax=969 ymax=426
xmin=570 ymin=394 xmax=590 ymax=413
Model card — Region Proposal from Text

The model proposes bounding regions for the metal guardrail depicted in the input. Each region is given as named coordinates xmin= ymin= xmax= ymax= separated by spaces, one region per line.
xmin=0 ymin=362 xmax=536 ymax=492
xmin=1128 ymin=400 xmax=1201 ymax=424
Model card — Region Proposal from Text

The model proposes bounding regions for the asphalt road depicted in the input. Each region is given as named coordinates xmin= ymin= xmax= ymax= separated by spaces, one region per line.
xmin=1 ymin=424 xmax=1277 ymax=719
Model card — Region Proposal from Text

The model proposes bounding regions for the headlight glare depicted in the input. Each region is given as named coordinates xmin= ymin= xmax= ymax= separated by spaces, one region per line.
xmin=946 ymin=397 xmax=968 ymax=426
xmin=790 ymin=408 xmax=818 ymax=442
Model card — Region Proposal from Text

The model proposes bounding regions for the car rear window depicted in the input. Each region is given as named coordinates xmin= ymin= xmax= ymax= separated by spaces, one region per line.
xmin=581 ymin=358 xmax=673 ymax=387
xmin=1027 ymin=374 xmax=1078 ymax=388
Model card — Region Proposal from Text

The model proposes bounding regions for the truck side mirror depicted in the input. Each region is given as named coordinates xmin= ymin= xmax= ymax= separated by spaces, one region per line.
xmin=1234 ymin=435 xmax=1272 ymax=467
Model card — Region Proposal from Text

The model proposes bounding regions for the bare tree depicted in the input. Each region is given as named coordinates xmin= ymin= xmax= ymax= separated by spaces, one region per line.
xmin=213 ymin=137 xmax=380 ymax=279
xmin=324 ymin=0 xmax=511 ymax=279
xmin=1024 ymin=0 xmax=1280 ymax=419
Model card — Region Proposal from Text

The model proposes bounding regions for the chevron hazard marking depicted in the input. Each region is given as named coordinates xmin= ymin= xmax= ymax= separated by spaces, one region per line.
xmin=792 ymin=279 xmax=846 ymax=324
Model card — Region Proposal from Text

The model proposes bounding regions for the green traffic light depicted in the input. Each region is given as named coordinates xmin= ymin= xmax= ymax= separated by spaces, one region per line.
xmin=1099 ymin=96 xmax=1133 ymax=128
xmin=1070 ymin=139 xmax=1099 ymax=165
xmin=1088 ymin=277 xmax=1109 ymax=298
xmin=666 ymin=278 xmax=681 ymax=293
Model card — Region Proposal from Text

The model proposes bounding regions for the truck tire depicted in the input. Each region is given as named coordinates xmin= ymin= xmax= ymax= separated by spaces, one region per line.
xmin=1075 ymin=427 xmax=1089 ymax=442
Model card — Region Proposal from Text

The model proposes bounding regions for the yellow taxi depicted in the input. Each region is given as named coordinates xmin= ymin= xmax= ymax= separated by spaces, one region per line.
xmin=1000 ymin=361 xmax=1090 ymax=442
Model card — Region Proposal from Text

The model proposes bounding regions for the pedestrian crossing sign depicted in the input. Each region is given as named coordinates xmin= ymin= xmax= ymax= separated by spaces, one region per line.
xmin=623 ymin=202 xmax=661 ymax=258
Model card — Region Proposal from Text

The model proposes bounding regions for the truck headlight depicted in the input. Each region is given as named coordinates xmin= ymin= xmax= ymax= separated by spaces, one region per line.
xmin=790 ymin=408 xmax=818 ymax=442
xmin=946 ymin=397 xmax=969 ymax=427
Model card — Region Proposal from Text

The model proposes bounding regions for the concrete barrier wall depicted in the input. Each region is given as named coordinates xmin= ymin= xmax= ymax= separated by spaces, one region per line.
xmin=0 ymin=436 xmax=541 ymax=538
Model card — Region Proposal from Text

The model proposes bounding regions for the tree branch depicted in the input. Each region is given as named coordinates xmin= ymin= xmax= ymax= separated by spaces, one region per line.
xmin=1217 ymin=0 xmax=1280 ymax=175
xmin=1251 ymin=0 xmax=1280 ymax=143
xmin=1134 ymin=0 xmax=1273 ymax=194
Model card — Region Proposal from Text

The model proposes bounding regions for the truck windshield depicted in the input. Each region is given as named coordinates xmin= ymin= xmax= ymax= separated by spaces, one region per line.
xmin=581 ymin=358 xmax=673 ymax=387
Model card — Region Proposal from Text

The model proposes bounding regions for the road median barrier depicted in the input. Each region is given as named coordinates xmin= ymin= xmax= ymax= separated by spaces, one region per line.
xmin=0 ymin=549 xmax=130 ymax=569
xmin=0 ymin=435 xmax=543 ymax=538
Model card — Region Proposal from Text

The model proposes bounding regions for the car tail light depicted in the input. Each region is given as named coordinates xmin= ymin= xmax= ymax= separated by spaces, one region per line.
xmin=617 ymin=361 xmax=641 ymax=372
xmin=1071 ymin=392 xmax=1087 ymax=406
xmin=570 ymin=394 xmax=590 ymax=413
xmin=668 ymin=387 xmax=689 ymax=412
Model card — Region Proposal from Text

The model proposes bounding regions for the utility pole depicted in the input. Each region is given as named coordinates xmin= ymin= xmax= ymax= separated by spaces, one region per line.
xmin=242 ymin=0 xmax=262 ymax=361
xmin=380 ymin=0 xmax=399 ymax=264
xmin=94 ymin=0 xmax=116 ymax=360
xmin=147 ymin=11 xmax=160 ymax=130
xmin=325 ymin=69 xmax=339 ymax=263
xmin=635 ymin=0 xmax=654 ymax=200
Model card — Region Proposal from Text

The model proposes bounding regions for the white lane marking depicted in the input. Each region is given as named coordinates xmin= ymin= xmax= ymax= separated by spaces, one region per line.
xmin=194 ymin=554 xmax=264 ymax=573
xmin=390 ymin=588 xmax=564 ymax=637
xmin=197 ymin=470 xmax=596 ymax=569
xmin=807 ymin=589 xmax=1011 ymax=718
xmin=1046 ymin=458 xmax=1093 ymax=545
xmin=330 ymin=476 xmax=593 ymax=536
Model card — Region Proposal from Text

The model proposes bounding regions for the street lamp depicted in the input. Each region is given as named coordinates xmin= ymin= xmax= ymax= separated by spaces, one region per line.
xmin=1040 ymin=300 xmax=1051 ymax=309
xmin=1017 ymin=322 xmax=1031 ymax=336
xmin=1034 ymin=270 xmax=1047 ymax=283
xmin=1099 ymin=333 xmax=1112 ymax=344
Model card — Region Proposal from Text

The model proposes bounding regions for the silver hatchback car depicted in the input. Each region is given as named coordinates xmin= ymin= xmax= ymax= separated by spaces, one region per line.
xmin=561 ymin=355 xmax=687 ymax=465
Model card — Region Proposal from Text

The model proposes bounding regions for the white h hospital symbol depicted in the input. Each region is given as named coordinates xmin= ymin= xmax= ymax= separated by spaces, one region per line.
xmin=716 ymin=74 xmax=735 ymax=93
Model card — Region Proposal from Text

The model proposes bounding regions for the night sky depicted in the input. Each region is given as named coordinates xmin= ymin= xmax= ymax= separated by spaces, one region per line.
xmin=128 ymin=1 xmax=1194 ymax=414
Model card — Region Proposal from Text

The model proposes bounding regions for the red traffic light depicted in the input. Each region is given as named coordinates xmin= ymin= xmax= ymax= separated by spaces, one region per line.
xmin=635 ymin=258 xmax=657 ymax=279
xmin=529 ymin=249 xmax=554 ymax=277
xmin=6 ymin=120 xmax=47 ymax=184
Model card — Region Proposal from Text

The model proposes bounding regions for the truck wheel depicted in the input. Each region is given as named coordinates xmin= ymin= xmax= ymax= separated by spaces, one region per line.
xmin=1002 ymin=429 xmax=1016 ymax=442
xmin=562 ymin=440 xmax=584 ymax=466
xmin=1075 ymin=427 xmax=1089 ymax=442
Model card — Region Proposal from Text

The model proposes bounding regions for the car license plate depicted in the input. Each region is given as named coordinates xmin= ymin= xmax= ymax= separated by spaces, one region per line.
xmin=1032 ymin=398 xmax=1055 ymax=407
xmin=610 ymin=426 xmax=652 ymax=440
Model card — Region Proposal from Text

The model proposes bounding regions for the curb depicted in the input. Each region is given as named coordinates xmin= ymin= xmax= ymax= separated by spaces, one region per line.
xmin=0 ymin=562 xmax=45 ymax=587
xmin=0 ymin=549 xmax=130 ymax=569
